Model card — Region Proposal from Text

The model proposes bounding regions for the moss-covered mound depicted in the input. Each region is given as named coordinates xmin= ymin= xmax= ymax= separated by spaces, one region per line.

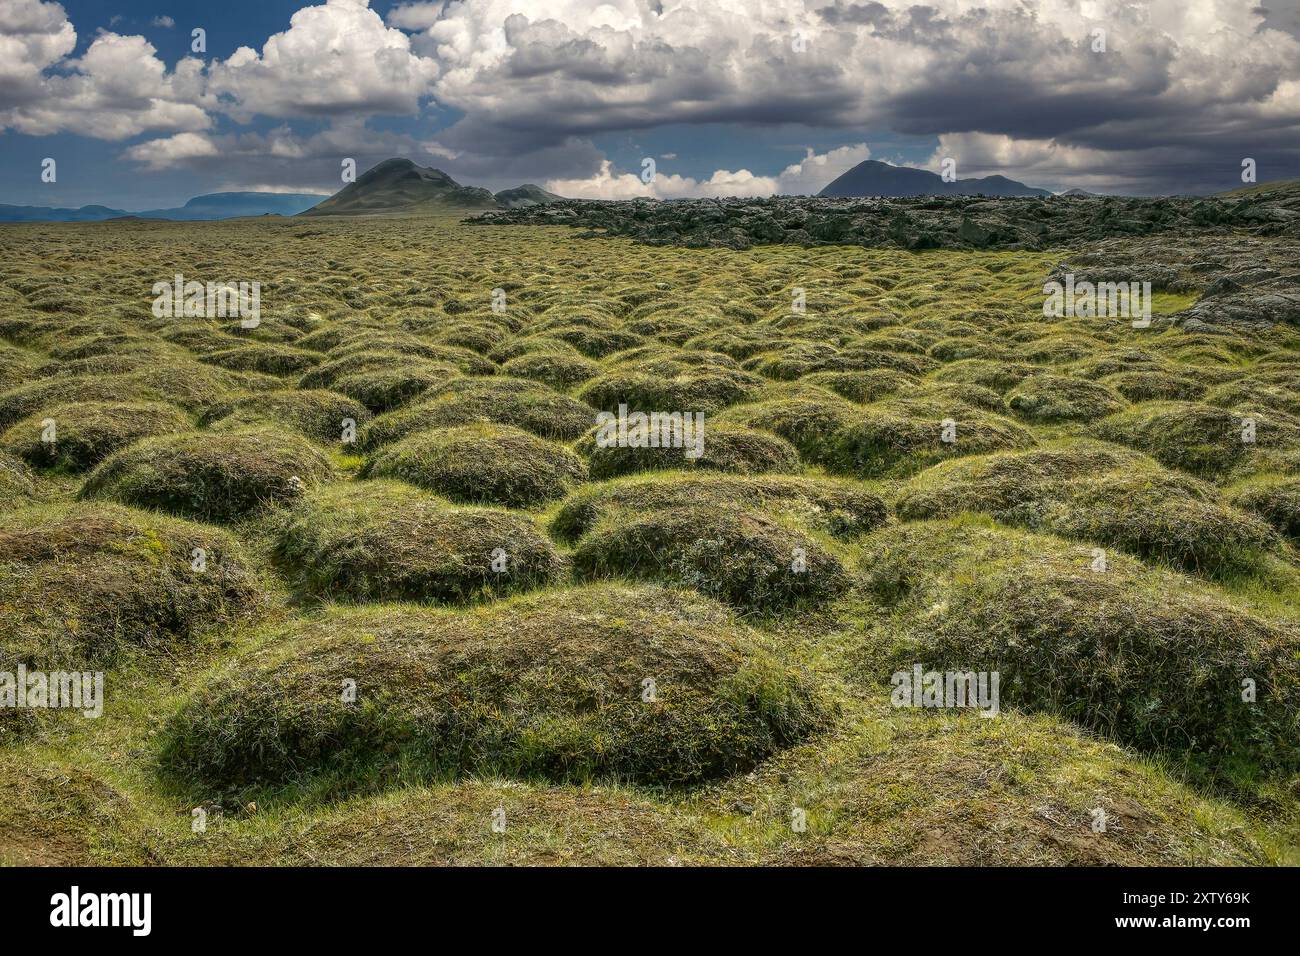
xmin=81 ymin=429 xmax=335 ymax=522
xmin=200 ymin=343 xmax=322 ymax=376
xmin=0 ymin=503 xmax=267 ymax=668
xmin=1 ymin=401 xmax=192 ymax=473
xmin=571 ymin=504 xmax=851 ymax=613
xmin=160 ymin=586 xmax=831 ymax=793
xmin=201 ymin=390 xmax=372 ymax=445
xmin=1230 ymin=476 xmax=1300 ymax=540
xmin=578 ymin=358 xmax=763 ymax=416
xmin=331 ymin=364 xmax=462 ymax=413
xmin=1205 ymin=377 xmax=1300 ymax=417
xmin=0 ymin=451 xmax=37 ymax=509
xmin=1090 ymin=401 xmax=1300 ymax=477
xmin=0 ymin=364 xmax=276 ymax=429
xmin=1005 ymin=375 xmax=1128 ymax=422
xmin=577 ymin=422 xmax=800 ymax=479
xmin=140 ymin=708 xmax=1270 ymax=866
xmin=800 ymin=369 xmax=921 ymax=404
xmin=931 ymin=358 xmax=1039 ymax=393
xmin=499 ymin=350 xmax=600 ymax=390
xmin=713 ymin=714 xmax=1269 ymax=866
xmin=266 ymin=480 xmax=565 ymax=603
xmin=551 ymin=472 xmax=889 ymax=543
xmin=896 ymin=443 xmax=1279 ymax=573
xmin=362 ymin=423 xmax=587 ymax=508
xmin=820 ymin=401 xmax=1036 ymax=478
xmin=1102 ymin=370 xmax=1206 ymax=403
xmin=357 ymin=377 xmax=595 ymax=449
xmin=856 ymin=520 xmax=1300 ymax=779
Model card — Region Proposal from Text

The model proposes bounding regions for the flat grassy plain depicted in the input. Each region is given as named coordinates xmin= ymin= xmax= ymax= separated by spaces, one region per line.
xmin=0 ymin=215 xmax=1296 ymax=865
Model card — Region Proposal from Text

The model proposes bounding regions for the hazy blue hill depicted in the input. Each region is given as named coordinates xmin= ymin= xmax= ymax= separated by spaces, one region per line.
xmin=0 ymin=192 xmax=326 ymax=222
xmin=0 ymin=202 xmax=128 ymax=222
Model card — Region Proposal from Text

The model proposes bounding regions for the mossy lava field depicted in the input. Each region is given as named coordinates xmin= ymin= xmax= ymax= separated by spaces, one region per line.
xmin=0 ymin=206 xmax=1297 ymax=866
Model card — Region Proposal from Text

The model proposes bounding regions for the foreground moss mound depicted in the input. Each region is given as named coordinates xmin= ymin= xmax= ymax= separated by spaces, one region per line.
xmin=576 ymin=422 xmax=800 ymax=479
xmin=571 ymin=504 xmax=851 ymax=613
xmin=160 ymin=586 xmax=831 ymax=794
xmin=896 ymin=442 xmax=1279 ymax=574
xmin=1230 ymin=476 xmax=1300 ymax=540
xmin=357 ymin=377 xmax=595 ymax=449
xmin=0 ymin=452 xmax=35 ymax=509
xmin=1091 ymin=401 xmax=1300 ymax=477
xmin=551 ymin=472 xmax=889 ymax=543
xmin=729 ymin=394 xmax=1034 ymax=478
xmin=710 ymin=714 xmax=1271 ymax=866
xmin=126 ymin=710 xmax=1265 ymax=865
xmin=1005 ymin=375 xmax=1128 ymax=422
xmin=1 ymin=401 xmax=192 ymax=473
xmin=81 ymin=428 xmax=335 ymax=522
xmin=363 ymin=422 xmax=587 ymax=508
xmin=266 ymin=480 xmax=565 ymax=603
xmin=201 ymin=389 xmax=372 ymax=445
xmin=0 ymin=503 xmax=267 ymax=668
xmin=855 ymin=521 xmax=1300 ymax=781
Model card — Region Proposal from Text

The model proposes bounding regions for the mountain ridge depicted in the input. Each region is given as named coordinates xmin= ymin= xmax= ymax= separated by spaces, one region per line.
xmin=300 ymin=159 xmax=565 ymax=217
xmin=0 ymin=191 xmax=329 ymax=223
xmin=819 ymin=159 xmax=1052 ymax=198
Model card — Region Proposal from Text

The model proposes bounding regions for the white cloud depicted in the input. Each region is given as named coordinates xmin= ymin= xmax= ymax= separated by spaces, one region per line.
xmin=0 ymin=17 xmax=211 ymax=138
xmin=386 ymin=2 xmax=445 ymax=31
xmin=546 ymin=159 xmax=778 ymax=199
xmin=776 ymin=144 xmax=872 ymax=195
xmin=206 ymin=0 xmax=439 ymax=120
xmin=123 ymin=131 xmax=221 ymax=169
xmin=545 ymin=144 xmax=874 ymax=199
xmin=151 ymin=15 xmax=175 ymax=28
xmin=0 ymin=0 xmax=78 ymax=108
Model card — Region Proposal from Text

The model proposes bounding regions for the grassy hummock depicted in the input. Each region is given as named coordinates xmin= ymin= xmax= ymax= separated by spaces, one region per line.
xmin=159 ymin=585 xmax=832 ymax=796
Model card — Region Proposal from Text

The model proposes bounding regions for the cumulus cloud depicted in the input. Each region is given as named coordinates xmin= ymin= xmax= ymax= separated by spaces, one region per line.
xmin=9 ymin=0 xmax=1300 ymax=193
xmin=545 ymin=159 xmax=774 ymax=199
xmin=151 ymin=15 xmax=175 ymax=28
xmin=386 ymin=2 xmax=445 ymax=31
xmin=776 ymin=143 xmax=872 ymax=195
xmin=205 ymin=0 xmax=439 ymax=120
xmin=0 ymin=0 xmax=76 ymax=111
xmin=0 ymin=4 xmax=210 ymax=139
xmin=406 ymin=0 xmax=1300 ymax=193
xmin=544 ymin=143 xmax=875 ymax=198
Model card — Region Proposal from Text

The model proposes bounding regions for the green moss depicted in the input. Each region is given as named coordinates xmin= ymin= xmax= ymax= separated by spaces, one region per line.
xmin=855 ymin=520 xmax=1300 ymax=783
xmin=2 ymin=401 xmax=192 ymax=473
xmin=81 ymin=428 xmax=335 ymax=522
xmin=362 ymin=422 xmax=587 ymax=508
xmin=159 ymin=585 xmax=832 ymax=795
xmin=266 ymin=479 xmax=565 ymax=602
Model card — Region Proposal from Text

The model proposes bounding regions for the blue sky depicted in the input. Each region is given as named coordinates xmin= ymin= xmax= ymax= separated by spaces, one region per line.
xmin=4 ymin=1 xmax=1300 ymax=208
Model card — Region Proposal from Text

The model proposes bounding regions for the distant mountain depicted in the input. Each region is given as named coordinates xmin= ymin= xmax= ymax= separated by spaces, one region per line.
xmin=0 ymin=191 xmax=327 ymax=223
xmin=494 ymin=184 xmax=564 ymax=208
xmin=146 ymin=192 xmax=328 ymax=220
xmin=0 ymin=202 xmax=129 ymax=222
xmin=301 ymin=159 xmax=500 ymax=216
xmin=818 ymin=160 xmax=1052 ymax=198
xmin=1060 ymin=187 xmax=1102 ymax=197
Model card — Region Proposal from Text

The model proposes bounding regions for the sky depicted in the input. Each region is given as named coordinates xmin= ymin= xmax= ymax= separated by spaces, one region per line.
xmin=2 ymin=0 xmax=1300 ymax=209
